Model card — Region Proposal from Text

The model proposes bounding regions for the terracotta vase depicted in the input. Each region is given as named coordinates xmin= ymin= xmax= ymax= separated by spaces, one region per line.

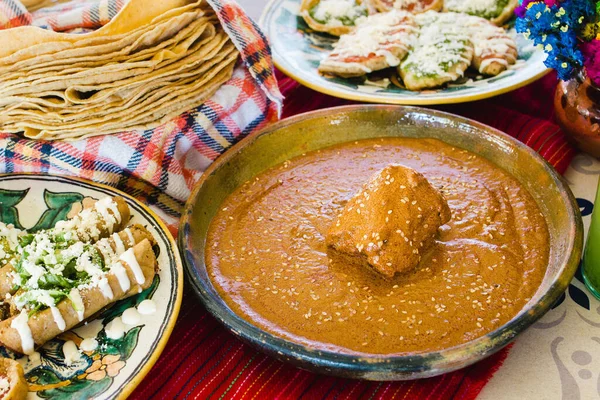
xmin=554 ymin=70 xmax=600 ymax=158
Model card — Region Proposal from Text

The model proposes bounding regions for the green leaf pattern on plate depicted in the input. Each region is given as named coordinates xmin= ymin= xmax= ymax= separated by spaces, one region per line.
xmin=30 ymin=190 xmax=84 ymax=232
xmin=0 ymin=188 xmax=29 ymax=229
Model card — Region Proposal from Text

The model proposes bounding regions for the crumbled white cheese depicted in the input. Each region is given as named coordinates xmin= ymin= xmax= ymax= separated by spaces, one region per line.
xmin=75 ymin=250 xmax=104 ymax=277
xmin=311 ymin=0 xmax=365 ymax=26
xmin=323 ymin=10 xmax=418 ymax=70
xmin=445 ymin=0 xmax=503 ymax=17
xmin=0 ymin=221 xmax=22 ymax=261
xmin=55 ymin=197 xmax=121 ymax=241
xmin=401 ymin=12 xmax=472 ymax=79
xmin=11 ymin=310 xmax=34 ymax=355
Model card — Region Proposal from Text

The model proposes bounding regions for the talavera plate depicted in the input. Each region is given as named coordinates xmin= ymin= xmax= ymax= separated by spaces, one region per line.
xmin=260 ymin=0 xmax=549 ymax=105
xmin=0 ymin=175 xmax=182 ymax=399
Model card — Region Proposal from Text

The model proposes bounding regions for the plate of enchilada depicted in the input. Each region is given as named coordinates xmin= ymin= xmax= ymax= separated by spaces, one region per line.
xmin=260 ymin=0 xmax=549 ymax=104
xmin=0 ymin=175 xmax=182 ymax=399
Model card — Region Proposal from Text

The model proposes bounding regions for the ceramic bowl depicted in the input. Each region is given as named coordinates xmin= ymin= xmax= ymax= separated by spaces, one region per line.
xmin=180 ymin=105 xmax=583 ymax=380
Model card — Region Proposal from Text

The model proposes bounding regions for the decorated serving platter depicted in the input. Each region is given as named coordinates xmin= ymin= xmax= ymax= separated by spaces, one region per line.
xmin=260 ymin=0 xmax=550 ymax=105
xmin=0 ymin=175 xmax=182 ymax=400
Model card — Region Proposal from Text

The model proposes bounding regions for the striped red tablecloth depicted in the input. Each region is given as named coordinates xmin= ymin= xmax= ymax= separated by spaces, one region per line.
xmin=132 ymin=71 xmax=577 ymax=399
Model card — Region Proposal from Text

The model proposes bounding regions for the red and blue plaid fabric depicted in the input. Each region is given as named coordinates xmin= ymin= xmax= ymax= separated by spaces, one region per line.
xmin=0 ymin=0 xmax=31 ymax=28
xmin=0 ymin=0 xmax=283 ymax=232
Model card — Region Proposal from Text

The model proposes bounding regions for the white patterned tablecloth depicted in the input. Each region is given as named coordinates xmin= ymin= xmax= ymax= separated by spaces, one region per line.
xmin=480 ymin=155 xmax=600 ymax=400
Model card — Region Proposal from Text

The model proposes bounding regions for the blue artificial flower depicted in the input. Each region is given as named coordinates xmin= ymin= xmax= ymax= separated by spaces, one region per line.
xmin=515 ymin=0 xmax=594 ymax=80
xmin=559 ymin=0 xmax=597 ymax=29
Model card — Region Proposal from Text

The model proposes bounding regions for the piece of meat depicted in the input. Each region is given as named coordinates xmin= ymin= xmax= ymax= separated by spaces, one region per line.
xmin=326 ymin=164 xmax=451 ymax=278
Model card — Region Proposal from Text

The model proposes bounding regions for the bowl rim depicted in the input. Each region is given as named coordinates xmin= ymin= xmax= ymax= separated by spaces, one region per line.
xmin=179 ymin=105 xmax=583 ymax=379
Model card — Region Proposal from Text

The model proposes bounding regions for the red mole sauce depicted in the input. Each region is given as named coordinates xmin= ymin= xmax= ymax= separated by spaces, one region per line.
xmin=206 ymin=138 xmax=549 ymax=355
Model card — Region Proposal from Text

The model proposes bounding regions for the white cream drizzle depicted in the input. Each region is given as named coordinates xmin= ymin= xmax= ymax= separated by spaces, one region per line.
xmin=80 ymin=338 xmax=99 ymax=352
xmin=50 ymin=306 xmax=66 ymax=331
xmin=405 ymin=12 xmax=517 ymax=78
xmin=98 ymin=277 xmax=114 ymax=300
xmin=111 ymin=262 xmax=131 ymax=293
xmin=137 ymin=299 xmax=157 ymax=315
xmin=122 ymin=307 xmax=141 ymax=325
xmin=69 ymin=288 xmax=85 ymax=321
xmin=11 ymin=311 xmax=34 ymax=355
xmin=124 ymin=228 xmax=136 ymax=246
xmin=322 ymin=10 xmax=417 ymax=71
xmin=94 ymin=197 xmax=119 ymax=234
xmin=96 ymin=240 xmax=115 ymax=264
xmin=120 ymin=248 xmax=145 ymax=285
xmin=104 ymin=198 xmax=122 ymax=224
xmin=105 ymin=317 xmax=126 ymax=340
xmin=112 ymin=232 xmax=126 ymax=255
xmin=62 ymin=340 xmax=81 ymax=366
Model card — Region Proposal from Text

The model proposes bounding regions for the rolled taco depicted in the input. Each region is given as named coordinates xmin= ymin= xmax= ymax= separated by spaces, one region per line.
xmin=1 ymin=224 xmax=155 ymax=309
xmin=54 ymin=196 xmax=130 ymax=242
xmin=0 ymin=358 xmax=27 ymax=400
xmin=0 ymin=197 xmax=134 ymax=300
xmin=0 ymin=239 xmax=157 ymax=354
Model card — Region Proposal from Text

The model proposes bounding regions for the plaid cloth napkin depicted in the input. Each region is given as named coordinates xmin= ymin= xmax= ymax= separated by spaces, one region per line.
xmin=0 ymin=0 xmax=282 ymax=231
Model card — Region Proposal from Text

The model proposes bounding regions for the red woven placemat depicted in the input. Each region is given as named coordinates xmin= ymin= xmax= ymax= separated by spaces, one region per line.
xmin=132 ymin=72 xmax=577 ymax=399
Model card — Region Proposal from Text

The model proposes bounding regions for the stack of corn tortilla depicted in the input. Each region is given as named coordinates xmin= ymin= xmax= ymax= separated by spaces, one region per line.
xmin=0 ymin=0 xmax=239 ymax=140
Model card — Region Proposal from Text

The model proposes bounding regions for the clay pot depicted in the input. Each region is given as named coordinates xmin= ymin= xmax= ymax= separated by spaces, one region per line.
xmin=554 ymin=69 xmax=600 ymax=158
